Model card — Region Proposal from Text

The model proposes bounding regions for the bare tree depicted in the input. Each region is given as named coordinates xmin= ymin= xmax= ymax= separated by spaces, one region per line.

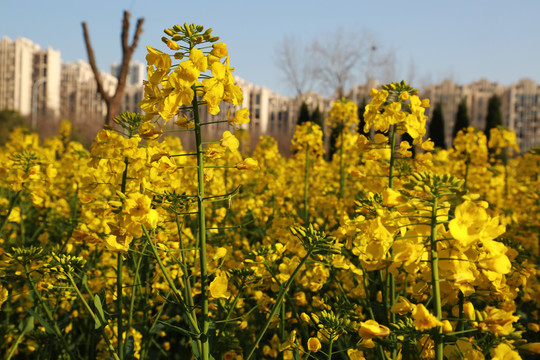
xmin=378 ymin=50 xmax=397 ymax=84
xmin=406 ymin=57 xmax=417 ymax=86
xmin=82 ymin=11 xmax=144 ymax=126
xmin=274 ymin=36 xmax=314 ymax=98
xmin=311 ymin=29 xmax=377 ymax=99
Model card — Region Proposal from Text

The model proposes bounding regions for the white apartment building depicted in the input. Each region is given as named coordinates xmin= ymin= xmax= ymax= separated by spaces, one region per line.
xmin=61 ymin=60 xmax=117 ymax=144
xmin=349 ymin=78 xmax=381 ymax=107
xmin=0 ymin=36 xmax=61 ymax=136
xmin=33 ymin=47 xmax=61 ymax=135
xmin=504 ymin=79 xmax=540 ymax=151
xmin=236 ymin=76 xmax=311 ymax=154
xmin=466 ymin=79 xmax=505 ymax=130
xmin=111 ymin=61 xmax=145 ymax=87
xmin=0 ymin=37 xmax=40 ymax=117
xmin=421 ymin=79 xmax=465 ymax=147
xmin=112 ymin=61 xmax=146 ymax=115
xmin=421 ymin=78 xmax=540 ymax=151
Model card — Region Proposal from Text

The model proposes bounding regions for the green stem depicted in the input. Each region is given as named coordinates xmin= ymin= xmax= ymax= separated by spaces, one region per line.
xmin=463 ymin=155 xmax=470 ymax=191
xmin=245 ymin=250 xmax=313 ymax=360
xmin=142 ymin=225 xmax=201 ymax=342
xmin=117 ymin=156 xmax=129 ymax=360
xmin=66 ymin=273 xmax=119 ymax=360
xmin=6 ymin=329 xmax=25 ymax=360
xmin=116 ymin=254 xmax=123 ymax=360
xmin=388 ymin=124 xmax=397 ymax=189
xmin=25 ymin=264 xmax=77 ymax=359
xmin=175 ymin=214 xmax=199 ymax=341
xmin=216 ymin=281 xmax=245 ymax=343
xmin=0 ymin=190 xmax=21 ymax=237
xmin=456 ymin=291 xmax=464 ymax=332
xmin=430 ymin=196 xmax=443 ymax=360
xmin=339 ymin=125 xmax=345 ymax=198
xmin=124 ymin=243 xmax=147 ymax=357
xmin=387 ymin=125 xmax=397 ymax=359
xmin=280 ymin=299 xmax=286 ymax=343
xmin=327 ymin=336 xmax=334 ymax=360
xmin=303 ymin=145 xmax=310 ymax=224
xmin=192 ymin=85 xmax=210 ymax=360
xmin=503 ymin=147 xmax=508 ymax=196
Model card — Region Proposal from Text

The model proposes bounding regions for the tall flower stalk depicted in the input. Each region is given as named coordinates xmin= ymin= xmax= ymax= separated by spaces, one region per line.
xmin=137 ymin=23 xmax=253 ymax=359
xmin=326 ymin=99 xmax=359 ymax=199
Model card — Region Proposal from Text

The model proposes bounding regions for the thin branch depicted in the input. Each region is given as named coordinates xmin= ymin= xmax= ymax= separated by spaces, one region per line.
xmin=82 ymin=22 xmax=110 ymax=103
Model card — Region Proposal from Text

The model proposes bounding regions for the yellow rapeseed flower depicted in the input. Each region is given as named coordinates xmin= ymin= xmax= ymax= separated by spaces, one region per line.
xmin=220 ymin=131 xmax=239 ymax=152
xmin=412 ymin=304 xmax=442 ymax=331
xmin=307 ymin=337 xmax=321 ymax=352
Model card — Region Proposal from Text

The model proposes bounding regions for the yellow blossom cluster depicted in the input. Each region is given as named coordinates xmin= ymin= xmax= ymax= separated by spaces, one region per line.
xmin=0 ymin=27 xmax=538 ymax=360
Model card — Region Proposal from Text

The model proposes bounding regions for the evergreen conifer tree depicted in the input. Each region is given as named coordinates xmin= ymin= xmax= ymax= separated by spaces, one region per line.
xmin=429 ymin=102 xmax=446 ymax=149
xmin=0 ymin=109 xmax=28 ymax=145
xmin=310 ymin=105 xmax=324 ymax=129
xmin=357 ymin=98 xmax=369 ymax=137
xmin=328 ymin=123 xmax=344 ymax=161
xmin=297 ymin=101 xmax=311 ymax=125
xmin=485 ymin=94 xmax=503 ymax=141
xmin=452 ymin=98 xmax=470 ymax=141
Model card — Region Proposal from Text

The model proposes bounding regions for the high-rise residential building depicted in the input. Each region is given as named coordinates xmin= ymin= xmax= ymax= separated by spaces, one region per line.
xmin=0 ymin=37 xmax=40 ymax=117
xmin=61 ymin=60 xmax=117 ymax=144
xmin=33 ymin=47 xmax=61 ymax=135
xmin=349 ymin=78 xmax=381 ymax=107
xmin=170 ymin=76 xmax=327 ymax=155
xmin=503 ymin=79 xmax=540 ymax=151
xmin=421 ymin=79 xmax=465 ymax=147
xmin=421 ymin=78 xmax=539 ymax=151
xmin=111 ymin=61 xmax=145 ymax=86
xmin=237 ymin=77 xmax=302 ymax=154
xmin=110 ymin=61 xmax=146 ymax=115
xmin=465 ymin=79 xmax=505 ymax=131
xmin=119 ymin=85 xmax=144 ymax=115
xmin=0 ymin=36 xmax=61 ymax=136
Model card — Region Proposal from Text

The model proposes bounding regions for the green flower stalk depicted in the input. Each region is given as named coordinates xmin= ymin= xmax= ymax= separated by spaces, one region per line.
xmin=245 ymin=225 xmax=340 ymax=360
xmin=406 ymin=172 xmax=464 ymax=360
xmin=24 ymin=262 xmax=77 ymax=359
xmin=192 ymin=87 xmax=211 ymax=360
xmin=137 ymin=23 xmax=249 ymax=359
xmin=303 ymin=144 xmax=310 ymax=223
xmin=429 ymin=195 xmax=443 ymax=360
xmin=325 ymin=99 xmax=359 ymax=198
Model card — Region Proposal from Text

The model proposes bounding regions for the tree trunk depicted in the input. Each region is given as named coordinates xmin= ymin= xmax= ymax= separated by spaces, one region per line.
xmin=82 ymin=11 xmax=144 ymax=126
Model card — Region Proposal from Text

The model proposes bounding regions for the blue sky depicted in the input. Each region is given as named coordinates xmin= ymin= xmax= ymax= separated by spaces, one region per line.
xmin=1 ymin=0 xmax=539 ymax=97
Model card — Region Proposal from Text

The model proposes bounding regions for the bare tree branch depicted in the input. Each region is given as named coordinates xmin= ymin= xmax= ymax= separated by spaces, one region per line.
xmin=82 ymin=10 xmax=145 ymax=126
xmin=274 ymin=36 xmax=314 ymax=98
xmin=82 ymin=22 xmax=109 ymax=104
xmin=311 ymin=29 xmax=375 ymax=99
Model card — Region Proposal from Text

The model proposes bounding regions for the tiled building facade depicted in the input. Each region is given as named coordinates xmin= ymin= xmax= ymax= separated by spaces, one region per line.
xmin=1 ymin=36 xmax=538 ymax=152
xmin=349 ymin=78 xmax=540 ymax=152
xmin=421 ymin=78 xmax=539 ymax=151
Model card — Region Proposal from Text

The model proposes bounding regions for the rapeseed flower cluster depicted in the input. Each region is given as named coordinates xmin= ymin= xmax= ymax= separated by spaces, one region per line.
xmin=0 ymin=23 xmax=538 ymax=360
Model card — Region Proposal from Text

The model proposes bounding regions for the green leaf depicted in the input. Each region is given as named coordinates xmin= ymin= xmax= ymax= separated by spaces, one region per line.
xmin=157 ymin=320 xmax=196 ymax=337
xmin=93 ymin=294 xmax=106 ymax=329
xmin=18 ymin=316 xmax=34 ymax=333
xmin=25 ymin=307 xmax=54 ymax=334
xmin=191 ymin=340 xmax=200 ymax=358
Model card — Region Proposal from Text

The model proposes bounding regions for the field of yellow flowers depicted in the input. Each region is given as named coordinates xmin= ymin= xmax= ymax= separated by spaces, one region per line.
xmin=1 ymin=23 xmax=539 ymax=360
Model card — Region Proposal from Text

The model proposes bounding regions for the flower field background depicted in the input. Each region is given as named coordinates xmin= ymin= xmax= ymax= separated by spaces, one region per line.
xmin=0 ymin=23 xmax=539 ymax=360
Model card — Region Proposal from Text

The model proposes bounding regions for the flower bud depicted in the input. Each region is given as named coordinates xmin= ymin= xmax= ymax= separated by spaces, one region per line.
xmin=307 ymin=337 xmax=321 ymax=352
